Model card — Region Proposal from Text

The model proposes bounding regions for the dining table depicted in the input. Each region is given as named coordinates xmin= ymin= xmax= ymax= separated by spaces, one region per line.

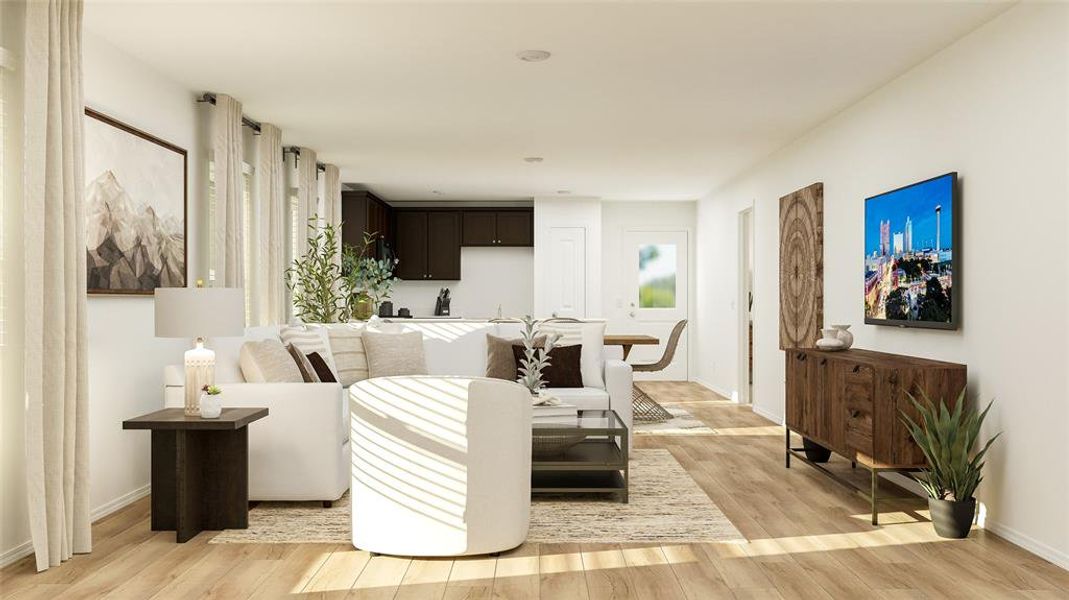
xmin=603 ymin=334 xmax=660 ymax=360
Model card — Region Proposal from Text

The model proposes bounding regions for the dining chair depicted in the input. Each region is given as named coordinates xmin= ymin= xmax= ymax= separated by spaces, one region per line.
xmin=631 ymin=319 xmax=688 ymax=423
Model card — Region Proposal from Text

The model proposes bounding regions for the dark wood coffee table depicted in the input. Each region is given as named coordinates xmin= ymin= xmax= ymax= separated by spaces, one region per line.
xmin=123 ymin=407 xmax=268 ymax=542
xmin=531 ymin=409 xmax=629 ymax=503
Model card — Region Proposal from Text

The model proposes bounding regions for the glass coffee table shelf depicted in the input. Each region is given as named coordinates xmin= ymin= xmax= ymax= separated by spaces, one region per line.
xmin=531 ymin=409 xmax=629 ymax=503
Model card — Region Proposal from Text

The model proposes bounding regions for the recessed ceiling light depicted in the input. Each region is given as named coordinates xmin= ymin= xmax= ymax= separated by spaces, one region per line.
xmin=557 ymin=190 xmax=571 ymax=195
xmin=523 ymin=157 xmax=544 ymax=163
xmin=431 ymin=190 xmax=442 ymax=195
xmin=516 ymin=49 xmax=551 ymax=62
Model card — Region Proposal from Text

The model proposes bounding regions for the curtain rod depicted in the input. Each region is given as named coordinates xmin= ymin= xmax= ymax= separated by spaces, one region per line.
xmin=198 ymin=92 xmax=262 ymax=134
xmin=284 ymin=146 xmax=327 ymax=172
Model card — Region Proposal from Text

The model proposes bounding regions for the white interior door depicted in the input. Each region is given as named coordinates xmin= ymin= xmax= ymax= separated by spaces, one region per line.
xmin=547 ymin=227 xmax=586 ymax=318
xmin=623 ymin=230 xmax=689 ymax=380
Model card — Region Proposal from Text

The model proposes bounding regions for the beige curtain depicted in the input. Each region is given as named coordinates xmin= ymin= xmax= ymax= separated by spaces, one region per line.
xmin=22 ymin=0 xmax=91 ymax=572
xmin=210 ymin=93 xmax=244 ymax=287
xmin=294 ymin=146 xmax=317 ymax=260
xmin=322 ymin=163 xmax=342 ymax=266
xmin=251 ymin=124 xmax=287 ymax=325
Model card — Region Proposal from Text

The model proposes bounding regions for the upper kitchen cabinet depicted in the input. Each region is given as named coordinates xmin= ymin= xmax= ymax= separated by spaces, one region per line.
xmin=461 ymin=209 xmax=533 ymax=247
xmin=341 ymin=190 xmax=393 ymax=258
xmin=394 ymin=210 xmax=461 ymax=281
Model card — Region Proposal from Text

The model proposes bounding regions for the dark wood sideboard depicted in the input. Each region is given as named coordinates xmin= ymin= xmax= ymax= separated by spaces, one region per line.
xmin=784 ymin=348 xmax=966 ymax=523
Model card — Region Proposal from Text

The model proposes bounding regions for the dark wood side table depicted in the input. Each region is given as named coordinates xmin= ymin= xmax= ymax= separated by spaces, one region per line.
xmin=123 ymin=407 xmax=268 ymax=542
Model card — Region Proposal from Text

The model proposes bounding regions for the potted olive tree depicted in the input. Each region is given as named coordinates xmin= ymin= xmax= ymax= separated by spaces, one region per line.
xmin=287 ymin=216 xmax=349 ymax=323
xmin=901 ymin=389 xmax=1000 ymax=538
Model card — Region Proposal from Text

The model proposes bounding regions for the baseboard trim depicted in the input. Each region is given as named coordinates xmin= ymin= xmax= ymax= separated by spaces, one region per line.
xmin=984 ymin=519 xmax=1069 ymax=571
xmin=0 ymin=484 xmax=151 ymax=569
xmin=689 ymin=377 xmax=734 ymax=401
xmin=90 ymin=484 xmax=151 ymax=523
xmin=751 ymin=404 xmax=782 ymax=424
xmin=0 ymin=540 xmax=34 ymax=569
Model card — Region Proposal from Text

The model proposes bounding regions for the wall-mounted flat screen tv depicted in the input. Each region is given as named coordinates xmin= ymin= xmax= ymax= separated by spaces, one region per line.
xmin=864 ymin=172 xmax=959 ymax=329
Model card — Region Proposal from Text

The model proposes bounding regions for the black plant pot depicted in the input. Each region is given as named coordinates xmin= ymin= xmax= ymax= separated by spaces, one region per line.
xmin=928 ymin=497 xmax=976 ymax=539
xmin=802 ymin=438 xmax=832 ymax=463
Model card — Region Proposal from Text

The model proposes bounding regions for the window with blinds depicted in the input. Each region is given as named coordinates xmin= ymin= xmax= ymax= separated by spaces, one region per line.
xmin=207 ymin=159 xmax=255 ymax=322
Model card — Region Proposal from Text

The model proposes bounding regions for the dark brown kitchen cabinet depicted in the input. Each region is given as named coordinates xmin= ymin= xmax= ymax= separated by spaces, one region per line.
xmin=394 ymin=211 xmax=428 ymax=280
xmin=461 ymin=210 xmax=533 ymax=247
xmin=341 ymin=190 xmax=393 ymax=258
xmin=426 ymin=212 xmax=461 ymax=280
xmin=394 ymin=210 xmax=461 ymax=281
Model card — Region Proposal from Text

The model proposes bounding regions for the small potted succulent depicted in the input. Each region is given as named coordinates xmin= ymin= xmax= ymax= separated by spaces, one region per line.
xmin=199 ymin=384 xmax=223 ymax=419
xmin=901 ymin=389 xmax=1001 ymax=538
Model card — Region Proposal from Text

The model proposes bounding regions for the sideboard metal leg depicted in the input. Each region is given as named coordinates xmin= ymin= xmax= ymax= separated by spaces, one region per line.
xmin=871 ymin=470 xmax=879 ymax=526
xmin=785 ymin=429 xmax=791 ymax=468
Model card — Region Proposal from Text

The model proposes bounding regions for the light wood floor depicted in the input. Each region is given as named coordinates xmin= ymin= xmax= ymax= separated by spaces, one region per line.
xmin=2 ymin=382 xmax=1066 ymax=599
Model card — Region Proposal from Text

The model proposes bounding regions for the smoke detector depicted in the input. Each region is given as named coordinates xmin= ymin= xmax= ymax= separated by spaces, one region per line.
xmin=516 ymin=50 xmax=551 ymax=62
xmin=523 ymin=157 xmax=544 ymax=163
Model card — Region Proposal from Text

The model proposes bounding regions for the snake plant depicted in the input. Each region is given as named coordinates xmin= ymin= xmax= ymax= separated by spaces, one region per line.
xmin=900 ymin=389 xmax=1000 ymax=502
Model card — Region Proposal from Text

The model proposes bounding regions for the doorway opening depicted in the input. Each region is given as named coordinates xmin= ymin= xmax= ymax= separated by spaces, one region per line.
xmin=737 ymin=207 xmax=754 ymax=404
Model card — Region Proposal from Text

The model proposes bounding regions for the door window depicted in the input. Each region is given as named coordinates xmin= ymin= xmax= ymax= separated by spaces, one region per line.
xmin=638 ymin=244 xmax=677 ymax=308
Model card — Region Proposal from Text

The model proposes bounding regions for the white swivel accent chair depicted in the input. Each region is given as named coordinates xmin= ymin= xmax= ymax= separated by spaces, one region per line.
xmin=349 ymin=376 xmax=532 ymax=556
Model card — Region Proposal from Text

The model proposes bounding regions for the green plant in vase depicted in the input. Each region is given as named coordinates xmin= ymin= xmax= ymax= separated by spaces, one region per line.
xmin=901 ymin=389 xmax=1001 ymax=538
xmin=342 ymin=232 xmax=399 ymax=321
xmin=286 ymin=216 xmax=348 ymax=323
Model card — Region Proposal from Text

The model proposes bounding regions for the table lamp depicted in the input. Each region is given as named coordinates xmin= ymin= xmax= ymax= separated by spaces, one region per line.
xmin=155 ymin=285 xmax=245 ymax=415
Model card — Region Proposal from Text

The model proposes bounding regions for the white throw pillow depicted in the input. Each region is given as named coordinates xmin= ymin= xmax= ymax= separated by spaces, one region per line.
xmin=239 ymin=339 xmax=303 ymax=383
xmin=324 ymin=323 xmax=370 ymax=387
xmin=537 ymin=320 xmax=606 ymax=389
xmin=362 ymin=330 xmax=429 ymax=378
xmin=280 ymin=324 xmax=338 ymax=379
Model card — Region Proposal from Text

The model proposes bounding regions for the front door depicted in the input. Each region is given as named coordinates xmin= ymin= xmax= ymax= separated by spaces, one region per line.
xmin=623 ymin=231 xmax=689 ymax=380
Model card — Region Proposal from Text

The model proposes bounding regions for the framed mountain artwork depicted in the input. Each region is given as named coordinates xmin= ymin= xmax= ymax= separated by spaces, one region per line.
xmin=84 ymin=108 xmax=187 ymax=294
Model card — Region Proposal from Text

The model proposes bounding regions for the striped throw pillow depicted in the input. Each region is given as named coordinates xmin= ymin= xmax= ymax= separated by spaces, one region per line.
xmin=323 ymin=324 xmax=370 ymax=387
xmin=280 ymin=325 xmax=337 ymax=380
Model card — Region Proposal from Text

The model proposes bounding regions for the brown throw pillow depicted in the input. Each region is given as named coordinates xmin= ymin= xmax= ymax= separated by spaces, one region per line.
xmin=307 ymin=352 xmax=337 ymax=383
xmin=511 ymin=343 xmax=584 ymax=388
xmin=486 ymin=334 xmax=545 ymax=380
xmin=286 ymin=343 xmax=319 ymax=383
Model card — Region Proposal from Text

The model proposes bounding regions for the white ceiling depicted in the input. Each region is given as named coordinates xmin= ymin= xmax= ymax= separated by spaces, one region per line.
xmin=84 ymin=1 xmax=1010 ymax=202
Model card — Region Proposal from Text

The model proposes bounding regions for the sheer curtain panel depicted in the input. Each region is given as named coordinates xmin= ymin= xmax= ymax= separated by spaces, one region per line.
xmin=294 ymin=146 xmax=317 ymax=260
xmin=210 ymin=93 xmax=244 ymax=287
xmin=22 ymin=0 xmax=91 ymax=572
xmin=251 ymin=124 xmax=287 ymax=325
xmin=322 ymin=163 xmax=341 ymax=266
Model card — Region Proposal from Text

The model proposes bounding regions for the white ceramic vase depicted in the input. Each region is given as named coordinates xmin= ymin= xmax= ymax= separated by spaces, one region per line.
xmin=816 ymin=328 xmax=845 ymax=351
xmin=831 ymin=324 xmax=854 ymax=349
xmin=199 ymin=393 xmax=222 ymax=419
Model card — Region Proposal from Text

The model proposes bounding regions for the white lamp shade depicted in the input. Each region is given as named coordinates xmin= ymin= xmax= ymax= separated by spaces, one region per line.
xmin=154 ymin=287 xmax=246 ymax=338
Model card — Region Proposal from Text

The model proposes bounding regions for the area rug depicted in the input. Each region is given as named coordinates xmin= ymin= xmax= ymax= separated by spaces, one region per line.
xmin=210 ymin=449 xmax=742 ymax=545
xmin=634 ymin=407 xmax=715 ymax=436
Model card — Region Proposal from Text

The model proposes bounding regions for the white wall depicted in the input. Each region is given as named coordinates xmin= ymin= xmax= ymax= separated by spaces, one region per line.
xmin=696 ymin=4 xmax=1069 ymax=567
xmin=1 ymin=0 xmax=29 ymax=566
xmin=389 ymin=246 xmax=533 ymax=318
xmin=533 ymin=197 xmax=602 ymax=318
xmin=601 ymin=201 xmax=696 ymax=380
xmin=82 ymin=33 xmax=207 ymax=529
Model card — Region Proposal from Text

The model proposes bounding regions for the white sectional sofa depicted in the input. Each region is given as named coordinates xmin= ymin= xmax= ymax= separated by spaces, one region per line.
xmin=164 ymin=318 xmax=633 ymax=503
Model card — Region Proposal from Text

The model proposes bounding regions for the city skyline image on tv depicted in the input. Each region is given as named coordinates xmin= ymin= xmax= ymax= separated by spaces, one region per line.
xmin=864 ymin=172 xmax=957 ymax=328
